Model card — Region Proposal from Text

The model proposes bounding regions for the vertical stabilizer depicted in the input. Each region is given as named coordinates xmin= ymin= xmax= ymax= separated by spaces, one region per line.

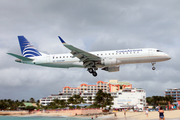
xmin=18 ymin=36 xmax=42 ymax=57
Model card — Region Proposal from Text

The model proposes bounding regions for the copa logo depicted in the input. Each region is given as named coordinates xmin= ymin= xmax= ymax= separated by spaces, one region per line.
xmin=116 ymin=49 xmax=143 ymax=53
xmin=22 ymin=45 xmax=42 ymax=57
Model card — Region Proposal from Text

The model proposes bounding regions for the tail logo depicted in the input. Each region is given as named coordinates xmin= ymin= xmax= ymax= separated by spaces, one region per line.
xmin=22 ymin=44 xmax=42 ymax=57
xmin=18 ymin=36 xmax=42 ymax=57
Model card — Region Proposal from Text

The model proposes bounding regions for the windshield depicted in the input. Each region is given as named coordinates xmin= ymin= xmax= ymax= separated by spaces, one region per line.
xmin=157 ymin=50 xmax=163 ymax=52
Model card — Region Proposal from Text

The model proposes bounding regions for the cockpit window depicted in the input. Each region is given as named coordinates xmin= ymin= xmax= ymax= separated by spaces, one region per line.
xmin=157 ymin=50 xmax=163 ymax=52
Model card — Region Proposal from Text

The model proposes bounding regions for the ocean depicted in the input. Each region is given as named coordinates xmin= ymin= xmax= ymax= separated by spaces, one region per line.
xmin=1 ymin=116 xmax=179 ymax=120
xmin=0 ymin=116 xmax=92 ymax=120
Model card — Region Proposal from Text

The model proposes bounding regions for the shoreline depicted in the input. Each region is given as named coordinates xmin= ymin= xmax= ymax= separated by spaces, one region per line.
xmin=1 ymin=110 xmax=180 ymax=120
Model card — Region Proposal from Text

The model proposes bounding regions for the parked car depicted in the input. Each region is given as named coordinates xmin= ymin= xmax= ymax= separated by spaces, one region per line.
xmin=138 ymin=109 xmax=143 ymax=112
xmin=128 ymin=109 xmax=134 ymax=112
xmin=148 ymin=108 xmax=155 ymax=112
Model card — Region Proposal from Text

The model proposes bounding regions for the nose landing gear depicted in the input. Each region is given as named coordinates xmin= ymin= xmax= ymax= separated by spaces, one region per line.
xmin=151 ymin=62 xmax=156 ymax=70
xmin=87 ymin=68 xmax=97 ymax=77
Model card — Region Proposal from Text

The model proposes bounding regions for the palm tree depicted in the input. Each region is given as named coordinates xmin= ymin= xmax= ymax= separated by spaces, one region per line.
xmin=79 ymin=97 xmax=85 ymax=104
xmin=53 ymin=99 xmax=60 ymax=105
xmin=165 ymin=96 xmax=173 ymax=104
xmin=146 ymin=97 xmax=152 ymax=105
xmin=88 ymin=96 xmax=92 ymax=102
xmin=94 ymin=89 xmax=104 ymax=107
xmin=152 ymin=96 xmax=158 ymax=107
xmin=104 ymin=93 xmax=113 ymax=107
xmin=59 ymin=100 xmax=67 ymax=108
xmin=30 ymin=98 xmax=35 ymax=103
xmin=48 ymin=101 xmax=57 ymax=109
xmin=73 ymin=94 xmax=81 ymax=104
xmin=94 ymin=89 xmax=113 ymax=108
xmin=68 ymin=96 xmax=74 ymax=104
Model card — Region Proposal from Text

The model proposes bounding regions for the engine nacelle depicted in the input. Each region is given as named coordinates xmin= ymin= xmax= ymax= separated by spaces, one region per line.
xmin=102 ymin=66 xmax=120 ymax=72
xmin=101 ymin=58 xmax=121 ymax=66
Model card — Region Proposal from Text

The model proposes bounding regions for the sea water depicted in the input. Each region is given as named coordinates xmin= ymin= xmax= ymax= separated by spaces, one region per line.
xmin=0 ymin=116 xmax=92 ymax=120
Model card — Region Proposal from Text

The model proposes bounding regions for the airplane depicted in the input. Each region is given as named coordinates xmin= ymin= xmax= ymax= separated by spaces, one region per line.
xmin=7 ymin=36 xmax=171 ymax=77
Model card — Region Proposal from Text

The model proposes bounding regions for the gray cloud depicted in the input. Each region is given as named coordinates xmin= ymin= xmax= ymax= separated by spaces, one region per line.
xmin=0 ymin=0 xmax=179 ymax=101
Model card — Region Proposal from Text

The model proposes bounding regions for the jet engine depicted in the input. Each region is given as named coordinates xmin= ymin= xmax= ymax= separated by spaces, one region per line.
xmin=101 ymin=58 xmax=121 ymax=66
xmin=102 ymin=66 xmax=120 ymax=72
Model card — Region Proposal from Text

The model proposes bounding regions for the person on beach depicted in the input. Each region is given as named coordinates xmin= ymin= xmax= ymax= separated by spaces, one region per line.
xmin=124 ymin=109 xmax=126 ymax=117
xmin=146 ymin=108 xmax=148 ymax=117
xmin=114 ymin=112 xmax=117 ymax=118
xmin=158 ymin=107 xmax=165 ymax=120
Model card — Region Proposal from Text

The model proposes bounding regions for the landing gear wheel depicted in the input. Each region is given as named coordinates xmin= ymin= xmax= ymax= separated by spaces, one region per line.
xmin=87 ymin=68 xmax=98 ymax=77
xmin=88 ymin=68 xmax=93 ymax=73
xmin=151 ymin=62 xmax=156 ymax=71
xmin=92 ymin=72 xmax=97 ymax=77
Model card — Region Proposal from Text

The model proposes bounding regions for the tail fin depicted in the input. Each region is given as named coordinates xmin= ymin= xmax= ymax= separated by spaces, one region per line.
xmin=18 ymin=36 xmax=42 ymax=57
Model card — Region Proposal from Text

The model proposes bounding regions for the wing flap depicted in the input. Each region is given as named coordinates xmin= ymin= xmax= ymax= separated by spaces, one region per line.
xmin=7 ymin=53 xmax=33 ymax=61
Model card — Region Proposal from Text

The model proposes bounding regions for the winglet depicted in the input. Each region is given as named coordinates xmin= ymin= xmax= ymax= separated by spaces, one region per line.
xmin=58 ymin=36 xmax=65 ymax=43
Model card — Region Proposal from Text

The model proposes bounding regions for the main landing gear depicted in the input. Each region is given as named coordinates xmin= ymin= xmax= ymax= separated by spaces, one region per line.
xmin=151 ymin=62 xmax=156 ymax=70
xmin=87 ymin=68 xmax=97 ymax=77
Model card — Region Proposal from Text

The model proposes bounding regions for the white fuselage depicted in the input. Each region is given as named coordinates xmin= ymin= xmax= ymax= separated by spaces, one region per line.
xmin=22 ymin=48 xmax=170 ymax=68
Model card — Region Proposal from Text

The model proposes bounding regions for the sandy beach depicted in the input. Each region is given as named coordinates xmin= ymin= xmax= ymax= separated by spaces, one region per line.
xmin=103 ymin=110 xmax=180 ymax=120
xmin=1 ymin=110 xmax=180 ymax=120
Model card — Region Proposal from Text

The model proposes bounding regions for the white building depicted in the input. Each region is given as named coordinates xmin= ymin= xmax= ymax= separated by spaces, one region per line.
xmin=40 ymin=92 xmax=96 ymax=106
xmin=112 ymin=88 xmax=146 ymax=110
xmin=40 ymin=88 xmax=146 ymax=110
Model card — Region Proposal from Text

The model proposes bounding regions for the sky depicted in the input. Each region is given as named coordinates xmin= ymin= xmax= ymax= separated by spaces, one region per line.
xmin=0 ymin=0 xmax=180 ymax=101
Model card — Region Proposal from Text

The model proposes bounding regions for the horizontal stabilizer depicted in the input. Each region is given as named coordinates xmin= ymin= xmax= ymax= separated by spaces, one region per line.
xmin=7 ymin=53 xmax=33 ymax=61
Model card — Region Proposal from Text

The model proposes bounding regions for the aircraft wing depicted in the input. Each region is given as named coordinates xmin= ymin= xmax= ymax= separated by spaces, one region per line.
xmin=7 ymin=53 xmax=33 ymax=61
xmin=58 ymin=36 xmax=101 ymax=67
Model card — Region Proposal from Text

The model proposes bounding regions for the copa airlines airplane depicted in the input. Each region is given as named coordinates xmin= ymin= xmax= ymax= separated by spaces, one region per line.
xmin=7 ymin=36 xmax=171 ymax=77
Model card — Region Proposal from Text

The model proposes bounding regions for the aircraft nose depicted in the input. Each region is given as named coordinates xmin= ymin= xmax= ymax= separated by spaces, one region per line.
xmin=166 ymin=55 xmax=171 ymax=60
